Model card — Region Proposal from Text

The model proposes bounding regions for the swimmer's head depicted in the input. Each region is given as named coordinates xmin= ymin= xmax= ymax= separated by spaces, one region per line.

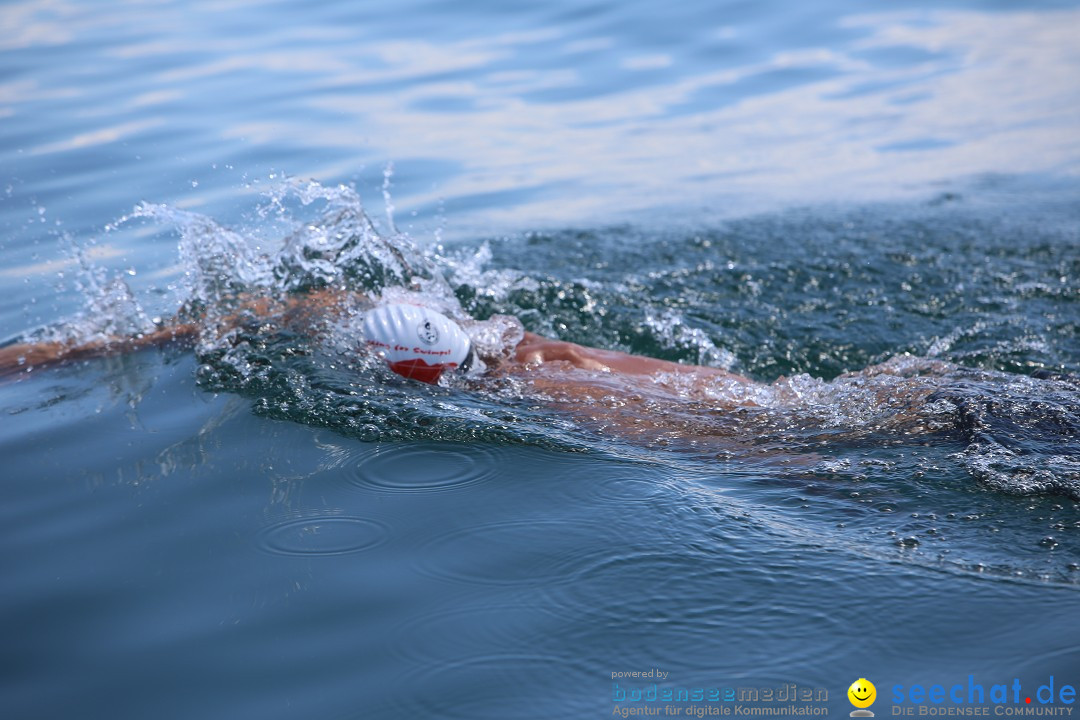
xmin=361 ymin=303 xmax=474 ymax=384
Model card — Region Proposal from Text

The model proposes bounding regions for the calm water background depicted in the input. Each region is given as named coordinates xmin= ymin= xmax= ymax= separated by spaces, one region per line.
xmin=2 ymin=0 xmax=1080 ymax=718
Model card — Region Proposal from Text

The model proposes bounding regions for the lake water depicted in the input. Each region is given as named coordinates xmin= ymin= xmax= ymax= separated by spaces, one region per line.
xmin=2 ymin=0 xmax=1079 ymax=718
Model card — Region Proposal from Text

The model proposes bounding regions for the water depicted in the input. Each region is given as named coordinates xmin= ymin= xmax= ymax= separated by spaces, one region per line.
xmin=2 ymin=0 xmax=1080 ymax=718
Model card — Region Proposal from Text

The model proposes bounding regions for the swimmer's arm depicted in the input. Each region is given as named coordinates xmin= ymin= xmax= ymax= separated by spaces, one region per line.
xmin=0 ymin=288 xmax=364 ymax=378
xmin=0 ymin=296 xmax=281 ymax=377
xmin=507 ymin=333 xmax=762 ymax=446
xmin=0 ymin=323 xmax=199 ymax=377
xmin=513 ymin=332 xmax=749 ymax=382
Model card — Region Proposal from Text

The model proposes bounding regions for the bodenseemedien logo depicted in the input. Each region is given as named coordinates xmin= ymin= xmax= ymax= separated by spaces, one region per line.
xmin=849 ymin=678 xmax=877 ymax=717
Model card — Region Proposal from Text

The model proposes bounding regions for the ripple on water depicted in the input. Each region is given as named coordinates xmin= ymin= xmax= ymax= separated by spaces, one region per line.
xmin=387 ymin=653 xmax=597 ymax=720
xmin=256 ymin=512 xmax=387 ymax=557
xmin=389 ymin=603 xmax=561 ymax=664
xmin=415 ymin=519 xmax=613 ymax=587
xmin=562 ymin=471 xmax=681 ymax=507
xmin=341 ymin=443 xmax=501 ymax=494
xmin=541 ymin=549 xmax=848 ymax=673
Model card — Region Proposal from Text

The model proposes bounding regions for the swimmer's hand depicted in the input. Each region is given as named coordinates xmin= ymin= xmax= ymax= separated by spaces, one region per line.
xmin=514 ymin=332 xmax=613 ymax=371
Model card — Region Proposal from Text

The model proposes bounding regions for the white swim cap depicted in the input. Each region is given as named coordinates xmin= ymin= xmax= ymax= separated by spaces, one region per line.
xmin=361 ymin=303 xmax=473 ymax=384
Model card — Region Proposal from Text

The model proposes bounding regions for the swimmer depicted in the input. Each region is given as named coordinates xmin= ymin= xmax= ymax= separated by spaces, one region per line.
xmin=0 ymin=285 xmax=955 ymax=451
xmin=3 ymin=255 xmax=1074 ymax=502
xmin=0 ymin=287 xmax=755 ymax=390
xmin=1 ymin=280 xmax=1039 ymax=475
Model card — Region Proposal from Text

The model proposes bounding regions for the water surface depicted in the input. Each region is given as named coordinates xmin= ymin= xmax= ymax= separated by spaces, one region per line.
xmin=2 ymin=0 xmax=1079 ymax=718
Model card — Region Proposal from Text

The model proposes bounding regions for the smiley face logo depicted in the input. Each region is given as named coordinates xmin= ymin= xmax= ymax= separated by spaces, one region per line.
xmin=848 ymin=679 xmax=876 ymax=711
xmin=417 ymin=319 xmax=439 ymax=345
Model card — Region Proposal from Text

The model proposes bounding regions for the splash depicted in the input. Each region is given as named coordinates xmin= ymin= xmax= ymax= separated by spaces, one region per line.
xmin=260 ymin=178 xmax=428 ymax=294
xmin=643 ymin=309 xmax=736 ymax=369
xmin=96 ymin=179 xmax=562 ymax=449
xmin=38 ymin=238 xmax=156 ymax=347
xmin=936 ymin=372 xmax=1080 ymax=498
xmin=131 ymin=201 xmax=274 ymax=311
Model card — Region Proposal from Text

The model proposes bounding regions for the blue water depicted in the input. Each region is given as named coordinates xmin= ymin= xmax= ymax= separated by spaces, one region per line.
xmin=2 ymin=0 xmax=1080 ymax=718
